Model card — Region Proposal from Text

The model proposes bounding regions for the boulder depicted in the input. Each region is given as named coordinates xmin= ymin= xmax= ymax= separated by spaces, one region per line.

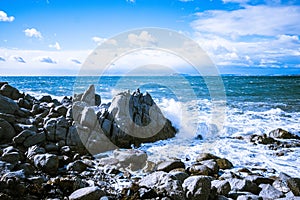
xmin=259 ymin=184 xmax=284 ymax=199
xmin=268 ymin=128 xmax=300 ymax=139
xmin=182 ymin=175 xmax=212 ymax=200
xmin=156 ymin=160 xmax=185 ymax=172
xmin=216 ymin=158 xmax=233 ymax=169
xmin=33 ymin=153 xmax=59 ymax=175
xmin=0 ymin=94 xmax=19 ymax=114
xmin=66 ymin=160 xmax=88 ymax=173
xmin=0 ymin=84 xmax=22 ymax=100
xmin=211 ymin=180 xmax=231 ymax=196
xmin=0 ymin=118 xmax=16 ymax=144
xmin=196 ymin=153 xmax=220 ymax=162
xmin=113 ymin=149 xmax=147 ymax=171
xmin=189 ymin=164 xmax=212 ymax=176
xmin=139 ymin=171 xmax=185 ymax=200
xmin=228 ymin=178 xmax=261 ymax=194
xmin=39 ymin=95 xmax=52 ymax=103
xmin=69 ymin=186 xmax=105 ymax=200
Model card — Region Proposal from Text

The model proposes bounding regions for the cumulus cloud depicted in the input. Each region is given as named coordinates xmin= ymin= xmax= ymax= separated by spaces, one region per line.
xmin=39 ymin=57 xmax=57 ymax=64
xmin=0 ymin=11 xmax=14 ymax=22
xmin=191 ymin=5 xmax=300 ymax=70
xmin=14 ymin=56 xmax=26 ymax=63
xmin=192 ymin=5 xmax=300 ymax=37
xmin=128 ymin=31 xmax=157 ymax=47
xmin=49 ymin=42 xmax=61 ymax=50
xmin=92 ymin=36 xmax=117 ymax=46
xmin=24 ymin=28 xmax=42 ymax=39
xmin=0 ymin=57 xmax=5 ymax=62
xmin=70 ymin=59 xmax=81 ymax=64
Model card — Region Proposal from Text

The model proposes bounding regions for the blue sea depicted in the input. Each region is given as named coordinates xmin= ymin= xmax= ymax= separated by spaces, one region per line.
xmin=1 ymin=76 xmax=300 ymax=177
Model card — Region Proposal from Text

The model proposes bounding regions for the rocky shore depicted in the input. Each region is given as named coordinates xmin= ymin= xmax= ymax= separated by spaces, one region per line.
xmin=0 ymin=82 xmax=300 ymax=200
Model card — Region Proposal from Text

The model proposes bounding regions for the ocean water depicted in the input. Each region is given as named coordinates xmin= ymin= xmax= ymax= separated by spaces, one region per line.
xmin=1 ymin=76 xmax=300 ymax=177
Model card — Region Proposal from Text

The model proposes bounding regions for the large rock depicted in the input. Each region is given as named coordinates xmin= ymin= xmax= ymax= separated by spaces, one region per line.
xmin=0 ymin=84 xmax=22 ymax=100
xmin=139 ymin=171 xmax=185 ymax=200
xmin=33 ymin=153 xmax=59 ymax=175
xmin=69 ymin=186 xmax=105 ymax=200
xmin=113 ymin=149 xmax=147 ymax=171
xmin=182 ymin=175 xmax=212 ymax=200
xmin=0 ymin=94 xmax=19 ymax=114
xmin=0 ymin=118 xmax=16 ymax=144
xmin=268 ymin=128 xmax=300 ymax=139
xmin=259 ymin=184 xmax=284 ymax=199
xmin=107 ymin=90 xmax=177 ymax=148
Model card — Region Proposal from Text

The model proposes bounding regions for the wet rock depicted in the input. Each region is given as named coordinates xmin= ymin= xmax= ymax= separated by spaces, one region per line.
xmin=0 ymin=118 xmax=16 ymax=144
xmin=268 ymin=128 xmax=300 ymax=139
xmin=216 ymin=158 xmax=234 ymax=169
xmin=211 ymin=180 xmax=231 ymax=195
xmin=18 ymin=98 xmax=31 ymax=110
xmin=54 ymin=105 xmax=68 ymax=116
xmin=237 ymin=195 xmax=262 ymax=200
xmin=13 ymin=130 xmax=35 ymax=145
xmin=26 ymin=145 xmax=46 ymax=159
xmin=259 ymin=184 xmax=284 ymax=199
xmin=0 ymin=151 xmax=20 ymax=165
xmin=23 ymin=132 xmax=46 ymax=147
xmin=66 ymin=160 xmax=88 ymax=173
xmin=0 ymin=113 xmax=15 ymax=124
xmin=245 ymin=175 xmax=274 ymax=185
xmin=200 ymin=159 xmax=219 ymax=174
xmin=0 ymin=94 xmax=19 ymax=115
xmin=113 ymin=149 xmax=147 ymax=171
xmin=196 ymin=153 xmax=220 ymax=162
xmin=287 ymin=178 xmax=300 ymax=196
xmin=273 ymin=172 xmax=292 ymax=193
xmin=39 ymin=95 xmax=52 ymax=103
xmin=182 ymin=175 xmax=212 ymax=200
xmin=139 ymin=171 xmax=185 ymax=200
xmin=14 ymin=123 xmax=37 ymax=133
xmin=69 ymin=186 xmax=105 ymax=200
xmin=0 ymin=84 xmax=22 ymax=100
xmin=33 ymin=153 xmax=59 ymax=175
xmin=189 ymin=164 xmax=212 ymax=176
xmin=156 ymin=160 xmax=185 ymax=172
xmin=228 ymin=178 xmax=261 ymax=194
xmin=169 ymin=171 xmax=189 ymax=183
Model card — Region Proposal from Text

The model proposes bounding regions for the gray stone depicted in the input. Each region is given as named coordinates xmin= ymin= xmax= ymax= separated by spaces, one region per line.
xmin=0 ymin=84 xmax=21 ymax=100
xmin=80 ymin=107 xmax=97 ymax=129
xmin=237 ymin=195 xmax=262 ymax=200
xmin=39 ymin=95 xmax=52 ymax=103
xmin=66 ymin=160 xmax=87 ymax=173
xmin=200 ymin=159 xmax=219 ymax=174
xmin=216 ymin=158 xmax=234 ymax=169
xmin=0 ymin=118 xmax=16 ymax=144
xmin=54 ymin=105 xmax=68 ymax=116
xmin=196 ymin=153 xmax=220 ymax=162
xmin=81 ymin=85 xmax=96 ymax=106
xmin=229 ymin=178 xmax=261 ymax=194
xmin=0 ymin=151 xmax=20 ymax=165
xmin=0 ymin=94 xmax=19 ymax=114
xmin=245 ymin=175 xmax=274 ymax=185
xmin=259 ymin=184 xmax=284 ymax=199
xmin=0 ymin=113 xmax=15 ymax=124
xmin=169 ymin=171 xmax=189 ymax=183
xmin=13 ymin=130 xmax=35 ymax=144
xmin=26 ymin=145 xmax=46 ymax=159
xmin=69 ymin=186 xmax=105 ymax=200
xmin=44 ymin=118 xmax=56 ymax=141
xmin=139 ymin=171 xmax=185 ymax=200
xmin=33 ymin=153 xmax=59 ymax=175
xmin=156 ymin=160 xmax=185 ymax=172
xmin=189 ymin=164 xmax=212 ymax=176
xmin=182 ymin=175 xmax=212 ymax=200
xmin=23 ymin=132 xmax=46 ymax=147
xmin=268 ymin=128 xmax=300 ymax=139
xmin=113 ymin=149 xmax=147 ymax=171
xmin=287 ymin=178 xmax=300 ymax=196
xmin=212 ymin=180 xmax=231 ymax=195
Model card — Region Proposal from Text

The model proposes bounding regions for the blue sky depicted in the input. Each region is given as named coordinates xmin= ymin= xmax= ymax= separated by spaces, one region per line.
xmin=0 ymin=0 xmax=300 ymax=75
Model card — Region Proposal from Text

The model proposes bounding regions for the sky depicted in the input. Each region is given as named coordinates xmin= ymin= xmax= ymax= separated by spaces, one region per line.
xmin=0 ymin=0 xmax=300 ymax=75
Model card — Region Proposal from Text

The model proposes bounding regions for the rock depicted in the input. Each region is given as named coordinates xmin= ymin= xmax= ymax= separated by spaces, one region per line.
xmin=268 ymin=128 xmax=300 ymax=139
xmin=0 ymin=151 xmax=20 ymax=165
xmin=23 ymin=132 xmax=46 ymax=147
xmin=107 ymin=90 xmax=177 ymax=148
xmin=66 ymin=160 xmax=87 ymax=173
xmin=13 ymin=129 xmax=35 ymax=144
xmin=18 ymin=98 xmax=31 ymax=109
xmin=273 ymin=172 xmax=292 ymax=193
xmin=39 ymin=95 xmax=52 ymax=103
xmin=0 ymin=118 xmax=16 ymax=144
xmin=182 ymin=175 xmax=212 ymax=200
xmin=196 ymin=153 xmax=220 ymax=162
xmin=250 ymin=134 xmax=276 ymax=145
xmin=33 ymin=153 xmax=59 ymax=175
xmin=0 ymin=94 xmax=19 ymax=114
xmin=156 ymin=160 xmax=185 ymax=172
xmin=259 ymin=184 xmax=284 ymax=199
xmin=237 ymin=195 xmax=262 ymax=200
xmin=287 ymin=178 xmax=300 ymax=196
xmin=44 ymin=117 xmax=68 ymax=142
xmin=80 ymin=107 xmax=97 ymax=129
xmin=113 ymin=149 xmax=147 ymax=171
xmin=69 ymin=186 xmax=105 ymax=200
xmin=81 ymin=85 xmax=96 ymax=106
xmin=139 ymin=171 xmax=185 ymax=200
xmin=216 ymin=158 xmax=234 ymax=169
xmin=169 ymin=171 xmax=189 ymax=183
xmin=212 ymin=180 xmax=231 ymax=195
xmin=228 ymin=178 xmax=261 ymax=194
xmin=26 ymin=145 xmax=46 ymax=159
xmin=245 ymin=175 xmax=274 ymax=185
xmin=54 ymin=105 xmax=68 ymax=116
xmin=189 ymin=164 xmax=212 ymax=176
xmin=14 ymin=123 xmax=37 ymax=133
xmin=0 ymin=113 xmax=15 ymax=124
xmin=200 ymin=159 xmax=219 ymax=174
xmin=0 ymin=84 xmax=21 ymax=100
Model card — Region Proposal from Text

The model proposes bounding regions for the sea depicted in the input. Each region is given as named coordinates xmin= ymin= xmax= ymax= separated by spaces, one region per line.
xmin=1 ymin=75 xmax=300 ymax=177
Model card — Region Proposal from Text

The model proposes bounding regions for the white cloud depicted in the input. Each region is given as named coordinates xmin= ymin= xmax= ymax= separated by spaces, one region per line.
xmin=39 ymin=57 xmax=57 ymax=64
xmin=24 ymin=28 xmax=42 ymax=39
xmin=0 ymin=11 xmax=14 ymax=22
xmin=49 ymin=42 xmax=61 ymax=50
xmin=14 ymin=56 xmax=26 ymax=63
xmin=92 ymin=36 xmax=117 ymax=46
xmin=192 ymin=5 xmax=300 ymax=37
xmin=128 ymin=31 xmax=157 ymax=47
